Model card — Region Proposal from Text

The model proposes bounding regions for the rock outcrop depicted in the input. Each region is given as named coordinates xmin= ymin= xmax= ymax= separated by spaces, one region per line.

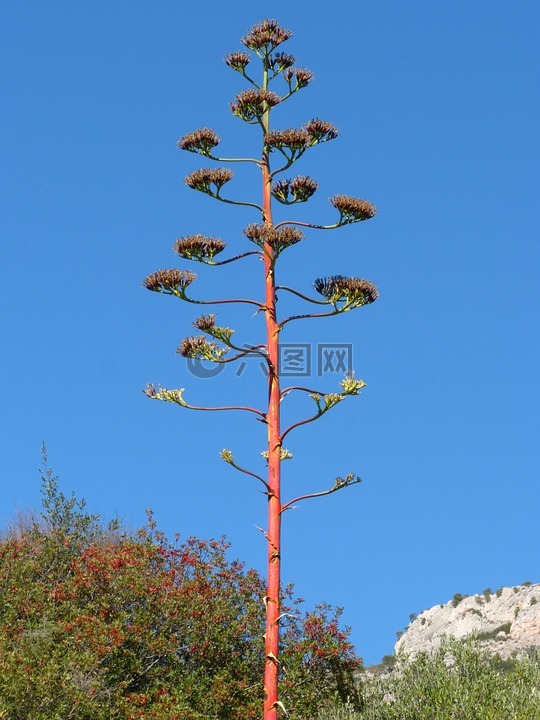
xmin=395 ymin=584 xmax=540 ymax=659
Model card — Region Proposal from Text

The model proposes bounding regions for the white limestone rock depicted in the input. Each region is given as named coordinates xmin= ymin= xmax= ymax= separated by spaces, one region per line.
xmin=395 ymin=584 xmax=540 ymax=660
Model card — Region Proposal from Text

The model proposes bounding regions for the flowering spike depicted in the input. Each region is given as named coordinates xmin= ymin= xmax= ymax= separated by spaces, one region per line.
xmin=178 ymin=128 xmax=220 ymax=155
xmin=330 ymin=194 xmax=377 ymax=224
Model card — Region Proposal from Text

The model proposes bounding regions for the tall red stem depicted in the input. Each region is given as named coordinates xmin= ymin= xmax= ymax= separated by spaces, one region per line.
xmin=262 ymin=63 xmax=282 ymax=720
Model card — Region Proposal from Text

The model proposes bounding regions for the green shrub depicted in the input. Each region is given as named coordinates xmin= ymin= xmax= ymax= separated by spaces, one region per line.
xmin=318 ymin=638 xmax=540 ymax=720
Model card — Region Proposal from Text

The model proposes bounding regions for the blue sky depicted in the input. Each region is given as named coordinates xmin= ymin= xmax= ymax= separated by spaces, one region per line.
xmin=1 ymin=1 xmax=539 ymax=665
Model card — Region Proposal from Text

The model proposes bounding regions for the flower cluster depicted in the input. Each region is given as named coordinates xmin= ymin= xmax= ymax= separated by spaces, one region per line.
xmin=192 ymin=314 xmax=216 ymax=332
xmin=330 ymin=194 xmax=377 ymax=224
xmin=230 ymin=89 xmax=282 ymax=122
xmin=193 ymin=314 xmax=234 ymax=344
xmin=283 ymin=67 xmax=314 ymax=89
xmin=224 ymin=51 xmax=251 ymax=72
xmin=142 ymin=269 xmax=196 ymax=296
xmin=177 ymin=128 xmax=220 ymax=156
xmin=261 ymin=448 xmax=293 ymax=461
xmin=340 ymin=374 xmax=367 ymax=396
xmin=220 ymin=448 xmax=234 ymax=463
xmin=266 ymin=128 xmax=310 ymax=152
xmin=271 ymin=52 xmax=295 ymax=72
xmin=173 ymin=235 xmax=226 ymax=263
xmin=333 ymin=473 xmax=361 ymax=490
xmin=310 ymin=392 xmax=346 ymax=412
xmin=177 ymin=335 xmax=227 ymax=362
xmin=304 ymin=118 xmax=339 ymax=144
xmin=266 ymin=120 xmax=338 ymax=158
xmin=241 ymin=19 xmax=292 ymax=53
xmin=244 ymin=223 xmax=304 ymax=254
xmin=185 ymin=168 xmax=234 ymax=195
xmin=313 ymin=275 xmax=379 ymax=308
xmin=272 ymin=176 xmax=319 ymax=204
xmin=144 ymin=383 xmax=186 ymax=406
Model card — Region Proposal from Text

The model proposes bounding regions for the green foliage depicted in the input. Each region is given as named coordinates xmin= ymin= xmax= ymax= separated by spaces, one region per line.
xmin=318 ymin=638 xmax=540 ymax=720
xmin=476 ymin=623 xmax=512 ymax=641
xmin=0 ymin=470 xmax=360 ymax=719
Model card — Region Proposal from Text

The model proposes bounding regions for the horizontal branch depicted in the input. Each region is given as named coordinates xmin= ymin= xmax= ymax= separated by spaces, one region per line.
xmin=280 ymin=385 xmax=326 ymax=399
xmin=274 ymin=219 xmax=341 ymax=231
xmin=214 ymin=194 xmax=264 ymax=213
xmin=183 ymin=294 xmax=265 ymax=310
xmin=281 ymin=474 xmax=361 ymax=513
xmin=279 ymin=309 xmax=340 ymax=328
xmin=205 ymin=153 xmax=262 ymax=166
xmin=211 ymin=250 xmax=262 ymax=266
xmin=275 ymin=285 xmax=328 ymax=305
xmin=144 ymin=384 xmax=266 ymax=419
xmin=184 ymin=400 xmax=266 ymax=418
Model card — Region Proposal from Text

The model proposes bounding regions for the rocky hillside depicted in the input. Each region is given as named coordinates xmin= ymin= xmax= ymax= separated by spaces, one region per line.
xmin=395 ymin=584 xmax=540 ymax=659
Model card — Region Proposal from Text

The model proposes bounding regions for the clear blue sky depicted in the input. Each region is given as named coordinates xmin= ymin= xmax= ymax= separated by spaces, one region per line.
xmin=1 ymin=1 xmax=539 ymax=665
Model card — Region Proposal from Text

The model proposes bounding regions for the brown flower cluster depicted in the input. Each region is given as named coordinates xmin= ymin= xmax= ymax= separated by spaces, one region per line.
xmin=193 ymin=314 xmax=217 ymax=332
xmin=241 ymin=19 xmax=292 ymax=53
xmin=283 ymin=67 xmax=314 ymax=89
xmin=272 ymin=176 xmax=319 ymax=204
xmin=266 ymin=120 xmax=338 ymax=154
xmin=185 ymin=168 xmax=234 ymax=194
xmin=313 ymin=275 xmax=379 ymax=307
xmin=230 ymin=89 xmax=282 ymax=122
xmin=244 ymin=223 xmax=304 ymax=253
xmin=173 ymin=235 xmax=226 ymax=262
xmin=265 ymin=128 xmax=310 ymax=151
xmin=142 ymin=269 xmax=197 ymax=294
xmin=271 ymin=52 xmax=295 ymax=71
xmin=330 ymin=195 xmax=377 ymax=223
xmin=177 ymin=128 xmax=220 ymax=155
xmin=224 ymin=51 xmax=251 ymax=71
xmin=177 ymin=335 xmax=226 ymax=361
xmin=304 ymin=118 xmax=339 ymax=144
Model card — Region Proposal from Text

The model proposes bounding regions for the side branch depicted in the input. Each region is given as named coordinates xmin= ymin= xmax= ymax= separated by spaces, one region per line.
xmin=144 ymin=384 xmax=266 ymax=419
xmin=279 ymin=310 xmax=340 ymax=328
xmin=183 ymin=294 xmax=265 ymax=310
xmin=280 ymin=474 xmax=361 ymax=513
xmin=220 ymin=449 xmax=271 ymax=493
xmin=275 ymin=286 xmax=328 ymax=305
xmin=205 ymin=153 xmax=263 ymax=167
xmin=274 ymin=219 xmax=340 ymax=231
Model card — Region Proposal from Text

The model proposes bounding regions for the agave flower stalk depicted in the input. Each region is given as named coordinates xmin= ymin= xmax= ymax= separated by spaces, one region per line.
xmin=143 ymin=19 xmax=379 ymax=720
